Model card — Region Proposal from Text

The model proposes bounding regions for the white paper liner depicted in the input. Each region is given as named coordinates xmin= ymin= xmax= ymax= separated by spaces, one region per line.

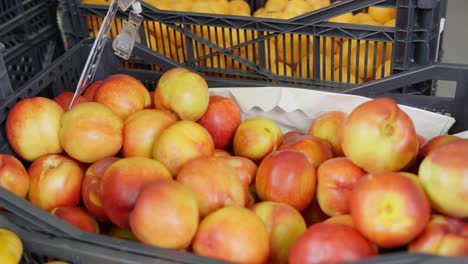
xmin=208 ymin=87 xmax=460 ymax=140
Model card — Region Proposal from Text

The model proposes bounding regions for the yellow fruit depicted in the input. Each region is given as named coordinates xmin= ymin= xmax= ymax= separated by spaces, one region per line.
xmin=82 ymin=0 xmax=111 ymax=5
xmin=296 ymin=54 xmax=333 ymax=80
xmin=375 ymin=60 xmax=392 ymax=80
xmin=306 ymin=0 xmax=330 ymax=8
xmin=227 ymin=0 xmax=251 ymax=16
xmin=0 ymin=228 xmax=23 ymax=264
xmin=284 ymin=0 xmax=314 ymax=16
xmin=333 ymin=67 xmax=363 ymax=84
xmin=264 ymin=0 xmax=288 ymax=13
xmin=144 ymin=0 xmax=171 ymax=10
xmin=191 ymin=1 xmax=226 ymax=14
xmin=277 ymin=34 xmax=312 ymax=65
xmin=368 ymin=6 xmax=396 ymax=24
xmin=384 ymin=18 xmax=396 ymax=27
xmin=171 ymin=47 xmax=188 ymax=64
xmin=146 ymin=33 xmax=173 ymax=57
xmin=328 ymin=12 xmax=354 ymax=23
xmin=202 ymin=54 xmax=232 ymax=70
xmin=144 ymin=21 xmax=184 ymax=48
xmin=353 ymin=12 xmax=381 ymax=25
xmin=253 ymin=7 xmax=267 ymax=17
xmin=269 ymin=61 xmax=294 ymax=77
xmin=86 ymin=16 xmax=122 ymax=38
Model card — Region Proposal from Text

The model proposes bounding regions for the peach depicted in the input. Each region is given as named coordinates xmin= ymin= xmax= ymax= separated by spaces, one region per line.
xmin=51 ymin=206 xmax=99 ymax=233
xmin=59 ymin=102 xmax=124 ymax=163
xmin=301 ymin=198 xmax=329 ymax=226
xmin=342 ymin=98 xmax=419 ymax=173
xmin=28 ymin=154 xmax=83 ymax=211
xmin=324 ymin=214 xmax=355 ymax=228
xmin=289 ymin=223 xmax=377 ymax=264
xmin=129 ymin=179 xmax=199 ymax=249
xmin=101 ymin=157 xmax=172 ymax=228
xmin=255 ymin=150 xmax=316 ymax=211
xmin=409 ymin=214 xmax=468 ymax=256
xmin=81 ymin=157 xmax=120 ymax=222
xmin=94 ymin=74 xmax=151 ymax=119
xmin=316 ymin=157 xmax=367 ymax=216
xmin=308 ymin=111 xmax=347 ymax=157
xmin=83 ymin=80 xmax=103 ymax=101
xmin=0 ymin=154 xmax=30 ymax=203
xmin=192 ymin=206 xmax=270 ymax=264
xmin=419 ymin=139 xmax=468 ymax=218
xmin=233 ymin=117 xmax=283 ymax=163
xmin=53 ymin=91 xmax=88 ymax=111
xmin=197 ymin=95 xmax=242 ymax=149
xmin=154 ymin=68 xmax=209 ymax=121
xmin=252 ymin=201 xmax=307 ymax=264
xmin=152 ymin=121 xmax=215 ymax=176
xmin=349 ymin=172 xmax=431 ymax=248
xmin=123 ymin=109 xmax=176 ymax=158
xmin=213 ymin=149 xmax=232 ymax=157
xmin=6 ymin=97 xmax=63 ymax=161
xmin=176 ymin=157 xmax=245 ymax=217
xmin=278 ymin=134 xmax=333 ymax=168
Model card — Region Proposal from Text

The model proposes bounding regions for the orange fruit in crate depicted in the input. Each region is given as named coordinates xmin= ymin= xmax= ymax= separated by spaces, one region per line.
xmin=201 ymin=55 xmax=233 ymax=75
xmin=306 ymin=0 xmax=330 ymax=8
xmin=171 ymin=47 xmax=188 ymax=64
xmin=375 ymin=60 xmax=392 ymax=80
xmin=317 ymin=36 xmax=339 ymax=56
xmin=234 ymin=40 xmax=277 ymax=67
xmin=229 ymin=28 xmax=257 ymax=46
xmin=277 ymin=34 xmax=312 ymax=66
xmin=269 ymin=61 xmax=294 ymax=77
xmin=86 ymin=16 xmax=122 ymax=38
xmin=368 ymin=6 xmax=396 ymax=24
xmin=191 ymin=0 xmax=227 ymax=14
xmin=297 ymin=54 xmax=333 ymax=80
xmin=144 ymin=0 xmax=171 ymax=10
xmin=348 ymin=42 xmax=383 ymax=80
xmin=82 ymin=0 xmax=111 ymax=5
xmin=194 ymin=26 xmax=232 ymax=49
xmin=144 ymin=21 xmax=184 ymax=48
xmin=264 ymin=0 xmax=288 ymax=13
xmin=353 ymin=12 xmax=382 ymax=25
xmin=384 ymin=18 xmax=396 ymax=27
xmin=284 ymin=0 xmax=315 ymax=16
xmin=227 ymin=0 xmax=251 ymax=16
xmin=146 ymin=33 xmax=173 ymax=58
xmin=328 ymin=12 xmax=354 ymax=24
xmin=333 ymin=67 xmax=363 ymax=84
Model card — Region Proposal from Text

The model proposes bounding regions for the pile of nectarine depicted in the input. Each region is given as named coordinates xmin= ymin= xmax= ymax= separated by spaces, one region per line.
xmin=1 ymin=67 xmax=467 ymax=263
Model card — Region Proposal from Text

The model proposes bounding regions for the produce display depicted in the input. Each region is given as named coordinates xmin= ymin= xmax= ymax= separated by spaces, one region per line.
xmin=1 ymin=67 xmax=467 ymax=264
xmin=81 ymin=0 xmax=396 ymax=83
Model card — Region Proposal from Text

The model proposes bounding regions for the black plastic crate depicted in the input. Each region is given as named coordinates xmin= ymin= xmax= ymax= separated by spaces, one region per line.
xmin=0 ymin=38 xmax=467 ymax=264
xmin=60 ymin=0 xmax=447 ymax=94
xmin=0 ymin=212 xmax=182 ymax=264
xmin=0 ymin=0 xmax=65 ymax=90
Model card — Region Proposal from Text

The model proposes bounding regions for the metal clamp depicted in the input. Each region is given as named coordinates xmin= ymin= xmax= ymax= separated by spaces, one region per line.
xmin=70 ymin=0 xmax=142 ymax=109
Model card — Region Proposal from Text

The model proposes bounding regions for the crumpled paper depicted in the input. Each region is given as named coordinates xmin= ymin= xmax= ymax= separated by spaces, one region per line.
xmin=208 ymin=87 xmax=461 ymax=140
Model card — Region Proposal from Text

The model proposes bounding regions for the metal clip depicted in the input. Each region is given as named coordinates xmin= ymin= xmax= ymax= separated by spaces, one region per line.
xmin=112 ymin=10 xmax=143 ymax=60
xmin=118 ymin=0 xmax=137 ymax=12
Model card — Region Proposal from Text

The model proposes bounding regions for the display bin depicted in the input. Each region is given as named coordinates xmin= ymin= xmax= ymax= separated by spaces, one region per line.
xmin=0 ymin=38 xmax=467 ymax=264
xmin=60 ymin=0 xmax=447 ymax=94
xmin=0 ymin=211 xmax=181 ymax=264
xmin=0 ymin=0 xmax=65 ymax=90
